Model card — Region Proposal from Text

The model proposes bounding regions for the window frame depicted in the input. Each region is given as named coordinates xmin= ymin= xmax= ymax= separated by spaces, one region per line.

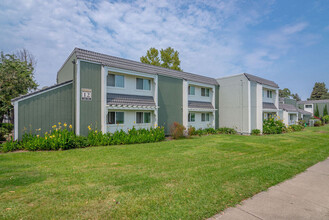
xmin=201 ymin=113 xmax=210 ymax=122
xmin=136 ymin=112 xmax=151 ymax=124
xmin=267 ymin=90 xmax=273 ymax=98
xmin=107 ymin=112 xmax=124 ymax=125
xmin=188 ymin=86 xmax=195 ymax=95
xmin=188 ymin=113 xmax=195 ymax=122
xmin=107 ymin=73 xmax=125 ymax=88
xmin=201 ymin=88 xmax=210 ymax=97
xmin=136 ymin=78 xmax=151 ymax=91
xmin=305 ymin=104 xmax=312 ymax=108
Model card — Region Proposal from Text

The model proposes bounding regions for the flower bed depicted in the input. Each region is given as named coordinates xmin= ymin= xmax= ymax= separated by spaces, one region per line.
xmin=0 ymin=123 xmax=165 ymax=153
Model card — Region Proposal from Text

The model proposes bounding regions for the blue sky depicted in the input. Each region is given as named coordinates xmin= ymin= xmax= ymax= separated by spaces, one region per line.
xmin=0 ymin=0 xmax=328 ymax=99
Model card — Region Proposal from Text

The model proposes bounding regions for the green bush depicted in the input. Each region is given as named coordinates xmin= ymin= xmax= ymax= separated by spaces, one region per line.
xmin=0 ymin=123 xmax=13 ymax=141
xmin=314 ymin=120 xmax=322 ymax=127
xmin=170 ymin=122 xmax=185 ymax=139
xmin=251 ymin=129 xmax=261 ymax=135
xmin=187 ymin=126 xmax=196 ymax=137
xmin=0 ymin=122 xmax=165 ymax=153
xmin=217 ymin=127 xmax=237 ymax=134
xmin=288 ymin=124 xmax=304 ymax=132
xmin=323 ymin=115 xmax=329 ymax=124
xmin=263 ymin=118 xmax=286 ymax=134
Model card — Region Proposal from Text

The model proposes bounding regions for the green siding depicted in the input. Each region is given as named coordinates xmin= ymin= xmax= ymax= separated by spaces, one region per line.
xmin=79 ymin=61 xmax=102 ymax=136
xmin=215 ymin=85 xmax=219 ymax=129
xmin=158 ymin=75 xmax=183 ymax=135
xmin=314 ymin=103 xmax=329 ymax=117
xmin=284 ymin=98 xmax=297 ymax=106
xmin=18 ymin=83 xmax=73 ymax=140
xmin=57 ymin=54 xmax=76 ymax=84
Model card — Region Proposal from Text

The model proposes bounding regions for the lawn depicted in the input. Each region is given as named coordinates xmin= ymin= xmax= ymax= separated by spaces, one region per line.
xmin=1 ymin=125 xmax=329 ymax=219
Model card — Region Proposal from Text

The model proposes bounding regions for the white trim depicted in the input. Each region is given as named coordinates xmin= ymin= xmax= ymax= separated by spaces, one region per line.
xmin=12 ymin=81 xmax=72 ymax=103
xmin=187 ymin=80 xmax=215 ymax=89
xmin=188 ymin=108 xmax=216 ymax=112
xmin=107 ymin=105 xmax=157 ymax=111
xmin=14 ymin=101 xmax=18 ymax=140
xmin=76 ymin=60 xmax=80 ymax=135
xmin=154 ymin=74 xmax=159 ymax=127
xmin=101 ymin=65 xmax=106 ymax=133
xmin=248 ymin=80 xmax=251 ymax=133
xmin=108 ymin=67 xmax=156 ymax=79
xmin=182 ymin=80 xmax=188 ymax=128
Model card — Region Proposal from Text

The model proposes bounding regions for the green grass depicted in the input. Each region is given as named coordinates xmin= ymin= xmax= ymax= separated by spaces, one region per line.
xmin=1 ymin=125 xmax=329 ymax=219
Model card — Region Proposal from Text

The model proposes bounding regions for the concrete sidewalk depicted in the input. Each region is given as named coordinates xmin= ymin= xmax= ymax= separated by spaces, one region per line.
xmin=210 ymin=158 xmax=329 ymax=220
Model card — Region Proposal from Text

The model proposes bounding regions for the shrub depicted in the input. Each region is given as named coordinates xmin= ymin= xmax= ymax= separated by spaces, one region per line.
xmin=188 ymin=126 xmax=196 ymax=137
xmin=323 ymin=115 xmax=329 ymax=124
xmin=204 ymin=128 xmax=216 ymax=134
xmin=263 ymin=118 xmax=286 ymax=134
xmin=314 ymin=120 xmax=322 ymax=127
xmin=217 ymin=127 xmax=237 ymax=134
xmin=170 ymin=122 xmax=185 ymax=139
xmin=0 ymin=122 xmax=166 ymax=153
xmin=288 ymin=124 xmax=304 ymax=132
xmin=0 ymin=123 xmax=13 ymax=141
xmin=251 ymin=129 xmax=261 ymax=135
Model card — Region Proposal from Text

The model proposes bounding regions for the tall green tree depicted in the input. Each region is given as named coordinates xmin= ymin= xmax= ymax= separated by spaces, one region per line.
xmin=323 ymin=105 xmax=328 ymax=116
xmin=314 ymin=104 xmax=320 ymax=117
xmin=140 ymin=47 xmax=182 ymax=71
xmin=309 ymin=82 xmax=329 ymax=100
xmin=279 ymin=88 xmax=292 ymax=98
xmin=0 ymin=51 xmax=38 ymax=122
xmin=292 ymin=93 xmax=301 ymax=101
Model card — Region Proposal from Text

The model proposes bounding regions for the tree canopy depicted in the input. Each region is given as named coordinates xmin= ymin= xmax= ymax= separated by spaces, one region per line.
xmin=140 ymin=47 xmax=182 ymax=71
xmin=279 ymin=88 xmax=301 ymax=101
xmin=0 ymin=50 xmax=38 ymax=122
xmin=309 ymin=82 xmax=329 ymax=100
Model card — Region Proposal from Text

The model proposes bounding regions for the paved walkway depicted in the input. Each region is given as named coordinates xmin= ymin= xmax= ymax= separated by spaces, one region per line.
xmin=210 ymin=158 xmax=329 ymax=220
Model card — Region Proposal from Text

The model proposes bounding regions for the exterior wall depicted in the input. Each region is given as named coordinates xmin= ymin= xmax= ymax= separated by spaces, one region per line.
xmin=217 ymin=74 xmax=250 ymax=134
xmin=282 ymin=111 xmax=298 ymax=126
xmin=158 ymin=75 xmax=183 ymax=134
xmin=250 ymin=81 xmax=257 ymax=130
xmin=107 ymin=69 xmax=156 ymax=97
xmin=79 ymin=61 xmax=102 ymax=136
xmin=256 ymin=83 xmax=263 ymax=132
xmin=187 ymin=82 xmax=213 ymax=103
xmin=17 ymin=83 xmax=73 ymax=140
xmin=188 ymin=112 xmax=214 ymax=129
xmin=57 ymin=53 xmax=76 ymax=84
xmin=106 ymin=110 xmax=155 ymax=133
xmin=314 ymin=103 xmax=329 ymax=117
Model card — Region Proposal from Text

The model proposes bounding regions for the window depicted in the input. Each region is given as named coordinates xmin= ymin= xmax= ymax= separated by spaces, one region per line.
xmin=136 ymin=112 xmax=151 ymax=124
xmin=107 ymin=74 xmax=124 ymax=88
xmin=136 ymin=78 xmax=151 ymax=90
xmin=188 ymin=113 xmax=195 ymax=122
xmin=201 ymin=88 xmax=210 ymax=97
xmin=107 ymin=112 xmax=124 ymax=124
xmin=188 ymin=86 xmax=195 ymax=95
xmin=201 ymin=113 xmax=210 ymax=122
xmin=266 ymin=90 xmax=273 ymax=98
xmin=289 ymin=114 xmax=294 ymax=121
xmin=305 ymin=105 xmax=312 ymax=108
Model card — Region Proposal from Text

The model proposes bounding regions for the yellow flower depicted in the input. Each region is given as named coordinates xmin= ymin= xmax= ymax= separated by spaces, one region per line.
xmin=37 ymin=135 xmax=39 ymax=138
xmin=45 ymin=137 xmax=47 ymax=140
xmin=88 ymin=126 xmax=92 ymax=131
xmin=64 ymin=123 xmax=67 ymax=127
xmin=133 ymin=121 xmax=136 ymax=124
xmin=38 ymin=128 xmax=41 ymax=131
xmin=52 ymin=125 xmax=57 ymax=128
xmin=45 ymin=132 xmax=48 ymax=135
xmin=69 ymin=124 xmax=72 ymax=129
xmin=95 ymin=130 xmax=98 ymax=133
xmin=58 ymin=122 xmax=61 ymax=125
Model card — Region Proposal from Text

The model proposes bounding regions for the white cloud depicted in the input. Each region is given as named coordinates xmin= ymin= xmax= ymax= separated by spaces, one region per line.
xmin=0 ymin=0 xmax=311 ymax=88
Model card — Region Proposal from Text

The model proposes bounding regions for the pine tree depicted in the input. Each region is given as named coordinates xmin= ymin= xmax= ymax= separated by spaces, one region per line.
xmin=310 ymin=82 xmax=329 ymax=100
xmin=323 ymin=105 xmax=328 ymax=116
xmin=314 ymin=104 xmax=320 ymax=117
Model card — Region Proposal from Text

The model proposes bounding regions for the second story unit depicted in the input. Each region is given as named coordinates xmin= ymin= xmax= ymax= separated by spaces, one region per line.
xmin=217 ymin=73 xmax=279 ymax=134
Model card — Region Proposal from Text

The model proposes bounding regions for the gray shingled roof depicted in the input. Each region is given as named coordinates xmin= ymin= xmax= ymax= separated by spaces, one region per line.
xmin=71 ymin=48 xmax=218 ymax=85
xmin=263 ymin=102 xmax=277 ymax=110
xmin=298 ymin=99 xmax=329 ymax=104
xmin=12 ymin=80 xmax=73 ymax=102
xmin=298 ymin=109 xmax=312 ymax=115
xmin=107 ymin=93 xmax=156 ymax=107
xmin=279 ymin=103 xmax=298 ymax=112
xmin=188 ymin=101 xmax=214 ymax=109
xmin=244 ymin=73 xmax=279 ymax=88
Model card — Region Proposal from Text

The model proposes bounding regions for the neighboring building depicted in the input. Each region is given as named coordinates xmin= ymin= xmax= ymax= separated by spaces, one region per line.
xmin=12 ymin=48 xmax=219 ymax=140
xmin=217 ymin=73 xmax=279 ymax=134
xmin=279 ymin=98 xmax=312 ymax=125
xmin=297 ymin=99 xmax=329 ymax=117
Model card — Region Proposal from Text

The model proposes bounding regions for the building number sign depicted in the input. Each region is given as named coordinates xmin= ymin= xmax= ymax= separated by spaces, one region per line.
xmin=81 ymin=88 xmax=92 ymax=101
